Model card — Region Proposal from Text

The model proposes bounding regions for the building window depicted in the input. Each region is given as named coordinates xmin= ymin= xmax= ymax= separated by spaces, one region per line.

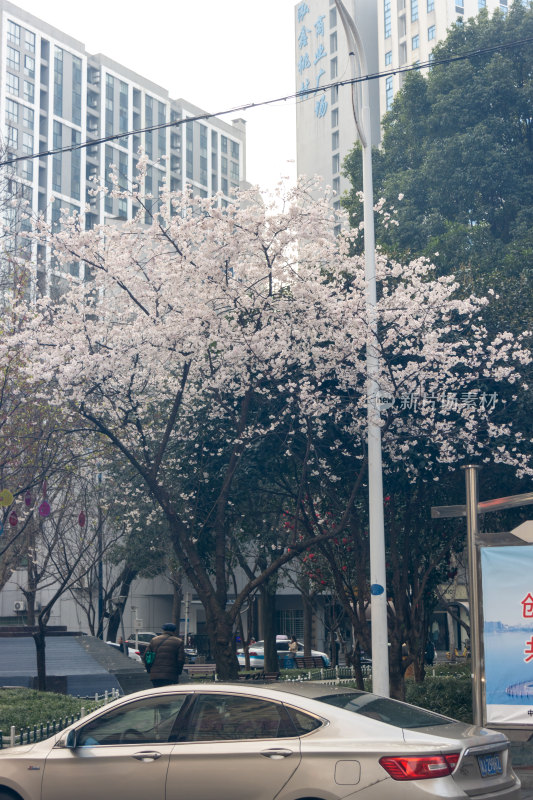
xmin=54 ymin=47 xmax=63 ymax=117
xmin=385 ymin=75 xmax=393 ymax=110
xmin=329 ymin=6 xmax=336 ymax=27
xmin=398 ymin=16 xmax=406 ymax=37
xmin=6 ymin=72 xmax=19 ymax=97
xmin=230 ymin=161 xmax=239 ymax=182
xmin=330 ymin=31 xmax=337 ymax=53
xmin=384 ymin=0 xmax=391 ymax=38
xmin=23 ymin=81 xmax=34 ymax=103
xmin=427 ymin=0 xmax=434 ymax=10
xmin=499 ymin=0 xmax=507 ymax=12
xmin=331 ymin=85 xmax=339 ymax=105
xmin=330 ymin=57 xmax=338 ymax=79
xmin=412 ymin=34 xmax=419 ymax=49
xmin=399 ymin=42 xmax=407 ymax=65
xmin=331 ymin=107 xmax=339 ymax=127
xmin=22 ymin=132 xmax=33 ymax=155
xmin=411 ymin=0 xmax=418 ymax=21
xmin=332 ymin=176 xmax=340 ymax=195
xmin=455 ymin=0 xmax=464 ymax=12
xmin=72 ymin=56 xmax=82 ymax=127
xmin=6 ymin=126 xmax=18 ymax=149
xmin=52 ymin=121 xmax=62 ymax=192
xmin=332 ymin=130 xmax=339 ymax=150
xmin=332 ymin=153 xmax=340 ymax=174
xmin=7 ymin=21 xmax=20 ymax=46
xmin=24 ymin=55 xmax=35 ymax=79
xmin=221 ymin=135 xmax=228 ymax=153
xmin=21 ymin=159 xmax=32 ymax=181
xmin=25 ymin=30 xmax=36 ymax=53
xmin=7 ymin=47 xmax=20 ymax=71
xmin=428 ymin=25 xmax=436 ymax=40
xmin=385 ymin=50 xmax=392 ymax=66
xmin=221 ymin=156 xmax=228 ymax=174
xmin=23 ymin=106 xmax=34 ymax=128
xmin=6 ymin=98 xmax=18 ymax=123
xmin=221 ymin=177 xmax=228 ymax=195
xmin=479 ymin=0 xmax=486 ymax=6
xmin=231 ymin=140 xmax=239 ymax=160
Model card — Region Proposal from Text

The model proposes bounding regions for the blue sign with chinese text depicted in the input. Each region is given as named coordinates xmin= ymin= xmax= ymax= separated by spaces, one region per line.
xmin=481 ymin=546 xmax=533 ymax=724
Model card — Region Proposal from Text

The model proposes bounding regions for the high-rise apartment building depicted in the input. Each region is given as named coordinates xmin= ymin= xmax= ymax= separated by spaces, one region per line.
xmin=295 ymin=0 xmax=510 ymax=207
xmin=0 ymin=1 xmax=246 ymax=296
xmin=294 ymin=0 xmax=380 ymax=229
xmin=379 ymin=0 xmax=509 ymax=115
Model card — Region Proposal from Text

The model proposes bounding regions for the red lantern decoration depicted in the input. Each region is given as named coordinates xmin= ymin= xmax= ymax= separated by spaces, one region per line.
xmin=78 ymin=512 xmax=86 ymax=527
xmin=9 ymin=511 xmax=18 ymax=526
xmin=39 ymin=501 xmax=50 ymax=517
xmin=24 ymin=491 xmax=32 ymax=507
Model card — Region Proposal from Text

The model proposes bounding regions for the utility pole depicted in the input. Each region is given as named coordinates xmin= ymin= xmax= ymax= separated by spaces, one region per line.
xmin=334 ymin=0 xmax=389 ymax=697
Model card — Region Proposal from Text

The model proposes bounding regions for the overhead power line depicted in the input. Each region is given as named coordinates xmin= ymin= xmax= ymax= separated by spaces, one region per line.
xmin=0 ymin=34 xmax=532 ymax=170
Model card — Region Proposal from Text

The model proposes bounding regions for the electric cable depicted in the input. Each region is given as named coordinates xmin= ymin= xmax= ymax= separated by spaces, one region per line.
xmin=0 ymin=34 xmax=532 ymax=169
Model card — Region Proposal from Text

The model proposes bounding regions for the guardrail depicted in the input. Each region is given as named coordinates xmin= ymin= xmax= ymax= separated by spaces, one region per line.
xmin=0 ymin=688 xmax=120 ymax=749
xmin=281 ymin=664 xmax=372 ymax=683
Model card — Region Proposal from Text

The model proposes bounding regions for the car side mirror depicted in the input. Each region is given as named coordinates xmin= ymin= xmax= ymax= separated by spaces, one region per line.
xmin=65 ymin=730 xmax=78 ymax=749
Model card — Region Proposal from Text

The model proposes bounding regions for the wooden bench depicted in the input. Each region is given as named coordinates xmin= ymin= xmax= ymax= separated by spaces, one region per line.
xmin=294 ymin=656 xmax=326 ymax=669
xmin=183 ymin=663 xmax=216 ymax=678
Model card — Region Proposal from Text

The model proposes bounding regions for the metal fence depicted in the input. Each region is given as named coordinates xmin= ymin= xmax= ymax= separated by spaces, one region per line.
xmin=281 ymin=664 xmax=372 ymax=683
xmin=0 ymin=688 xmax=120 ymax=749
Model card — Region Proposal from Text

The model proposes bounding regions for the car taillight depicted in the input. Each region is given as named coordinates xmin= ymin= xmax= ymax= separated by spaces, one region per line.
xmin=249 ymin=650 xmax=257 ymax=656
xmin=379 ymin=753 xmax=461 ymax=781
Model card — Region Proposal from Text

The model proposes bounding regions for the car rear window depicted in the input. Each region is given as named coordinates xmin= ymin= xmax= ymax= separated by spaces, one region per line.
xmin=317 ymin=692 xmax=450 ymax=729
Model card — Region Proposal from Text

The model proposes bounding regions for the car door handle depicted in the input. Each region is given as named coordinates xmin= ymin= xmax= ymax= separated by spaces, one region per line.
xmin=260 ymin=748 xmax=294 ymax=759
xmin=131 ymin=751 xmax=163 ymax=761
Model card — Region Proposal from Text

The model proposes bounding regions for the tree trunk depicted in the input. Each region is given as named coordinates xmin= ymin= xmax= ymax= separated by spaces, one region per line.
xmin=389 ymin=640 xmax=405 ymax=700
xmin=33 ymin=623 xmax=47 ymax=692
xmin=261 ymin=584 xmax=278 ymax=673
xmin=106 ymin=566 xmax=137 ymax=641
xmin=302 ymin=590 xmax=313 ymax=658
xmin=205 ymin=609 xmax=239 ymax=679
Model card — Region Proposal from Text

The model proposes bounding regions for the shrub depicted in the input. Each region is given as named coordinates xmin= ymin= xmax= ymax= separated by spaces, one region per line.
xmin=405 ymin=677 xmax=472 ymax=722
xmin=0 ymin=689 xmax=100 ymax=734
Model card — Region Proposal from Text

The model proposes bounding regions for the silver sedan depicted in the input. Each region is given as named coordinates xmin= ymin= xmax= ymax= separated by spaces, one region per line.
xmin=0 ymin=682 xmax=520 ymax=800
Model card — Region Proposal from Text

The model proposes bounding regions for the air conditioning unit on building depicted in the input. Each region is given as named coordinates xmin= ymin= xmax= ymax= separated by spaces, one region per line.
xmin=13 ymin=600 xmax=26 ymax=613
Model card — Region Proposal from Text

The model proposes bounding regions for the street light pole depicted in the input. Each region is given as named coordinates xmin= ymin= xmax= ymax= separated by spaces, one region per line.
xmin=334 ymin=0 xmax=389 ymax=697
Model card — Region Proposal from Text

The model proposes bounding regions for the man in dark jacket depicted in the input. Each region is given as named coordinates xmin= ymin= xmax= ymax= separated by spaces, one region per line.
xmin=144 ymin=623 xmax=185 ymax=687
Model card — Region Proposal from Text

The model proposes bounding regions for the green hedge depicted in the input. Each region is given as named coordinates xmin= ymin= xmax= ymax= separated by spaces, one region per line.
xmin=405 ymin=677 xmax=473 ymax=723
xmin=0 ymin=689 xmax=99 ymax=733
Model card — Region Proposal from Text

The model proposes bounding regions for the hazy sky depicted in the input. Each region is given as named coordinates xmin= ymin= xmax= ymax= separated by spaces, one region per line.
xmin=12 ymin=0 xmax=298 ymax=192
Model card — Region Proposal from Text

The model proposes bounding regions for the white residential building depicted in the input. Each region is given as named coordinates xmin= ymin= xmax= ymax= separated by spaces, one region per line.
xmin=0 ymin=0 xmax=246 ymax=298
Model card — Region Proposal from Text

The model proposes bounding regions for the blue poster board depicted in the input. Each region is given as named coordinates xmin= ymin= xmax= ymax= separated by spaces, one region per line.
xmin=481 ymin=546 xmax=533 ymax=724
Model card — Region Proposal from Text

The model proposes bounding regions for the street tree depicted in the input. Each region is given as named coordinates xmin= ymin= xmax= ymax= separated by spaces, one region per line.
xmin=11 ymin=179 xmax=531 ymax=681
xmin=342 ymin=1 xmax=533 ymax=335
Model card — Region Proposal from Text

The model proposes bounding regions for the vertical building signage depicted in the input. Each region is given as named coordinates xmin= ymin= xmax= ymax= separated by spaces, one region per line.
xmin=296 ymin=1 xmax=328 ymax=119
xmin=481 ymin=546 xmax=533 ymax=724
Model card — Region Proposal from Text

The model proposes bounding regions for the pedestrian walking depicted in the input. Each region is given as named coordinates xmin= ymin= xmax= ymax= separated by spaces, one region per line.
xmin=143 ymin=623 xmax=185 ymax=687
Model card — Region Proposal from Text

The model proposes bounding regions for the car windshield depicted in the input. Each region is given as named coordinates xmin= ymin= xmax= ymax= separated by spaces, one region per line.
xmin=317 ymin=692 xmax=450 ymax=729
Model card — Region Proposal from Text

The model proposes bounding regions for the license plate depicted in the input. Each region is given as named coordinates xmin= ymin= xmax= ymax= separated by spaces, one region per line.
xmin=478 ymin=753 xmax=503 ymax=778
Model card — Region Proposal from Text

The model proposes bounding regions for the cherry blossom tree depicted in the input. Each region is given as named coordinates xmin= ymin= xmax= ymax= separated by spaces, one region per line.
xmin=10 ymin=178 xmax=531 ymax=680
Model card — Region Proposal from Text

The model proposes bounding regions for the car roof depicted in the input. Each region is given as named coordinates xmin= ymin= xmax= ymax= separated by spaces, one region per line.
xmin=117 ymin=681 xmax=357 ymax=705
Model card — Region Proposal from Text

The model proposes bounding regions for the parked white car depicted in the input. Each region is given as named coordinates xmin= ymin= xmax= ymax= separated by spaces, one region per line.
xmin=105 ymin=641 xmax=142 ymax=663
xmin=237 ymin=636 xmax=330 ymax=669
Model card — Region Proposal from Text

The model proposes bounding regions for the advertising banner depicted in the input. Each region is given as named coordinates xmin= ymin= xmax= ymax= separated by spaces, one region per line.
xmin=481 ymin=545 xmax=533 ymax=724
